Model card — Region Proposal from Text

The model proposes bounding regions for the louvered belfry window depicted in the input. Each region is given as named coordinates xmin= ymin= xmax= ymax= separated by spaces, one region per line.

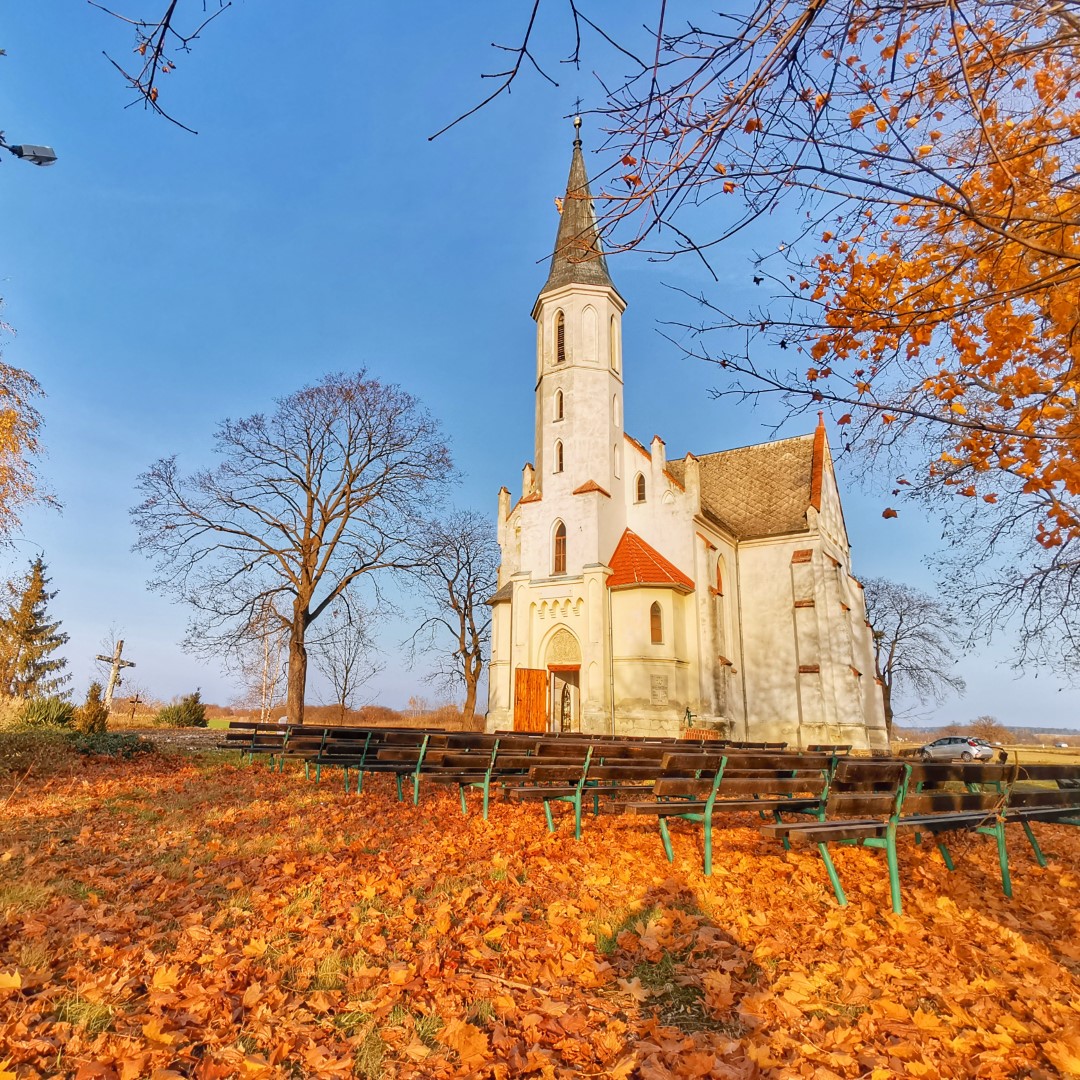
xmin=555 ymin=312 xmax=566 ymax=364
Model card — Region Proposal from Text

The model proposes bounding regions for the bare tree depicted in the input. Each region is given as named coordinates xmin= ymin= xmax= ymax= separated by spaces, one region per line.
xmin=229 ymin=597 xmax=289 ymax=721
xmin=309 ymin=597 xmax=382 ymax=722
xmin=864 ymin=577 xmax=966 ymax=739
xmin=132 ymin=371 xmax=452 ymax=724
xmin=407 ymin=510 xmax=499 ymax=723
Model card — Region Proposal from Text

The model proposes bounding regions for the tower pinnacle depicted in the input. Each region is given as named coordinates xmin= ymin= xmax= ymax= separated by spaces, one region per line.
xmin=538 ymin=120 xmax=618 ymax=298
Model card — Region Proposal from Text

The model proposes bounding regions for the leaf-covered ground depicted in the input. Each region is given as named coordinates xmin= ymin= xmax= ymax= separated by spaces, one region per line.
xmin=1 ymin=753 xmax=1079 ymax=1079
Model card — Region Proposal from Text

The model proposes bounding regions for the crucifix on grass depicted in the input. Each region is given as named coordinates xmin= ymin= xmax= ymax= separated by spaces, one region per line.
xmin=96 ymin=639 xmax=137 ymax=712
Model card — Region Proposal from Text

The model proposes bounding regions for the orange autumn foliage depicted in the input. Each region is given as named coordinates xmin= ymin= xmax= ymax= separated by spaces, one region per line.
xmin=1 ymin=753 xmax=1078 ymax=1079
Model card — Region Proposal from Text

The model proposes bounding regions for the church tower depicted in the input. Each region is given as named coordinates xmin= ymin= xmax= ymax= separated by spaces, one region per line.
xmin=530 ymin=119 xmax=627 ymax=511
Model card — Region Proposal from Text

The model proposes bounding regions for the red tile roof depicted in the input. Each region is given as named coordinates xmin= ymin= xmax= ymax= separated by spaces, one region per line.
xmin=607 ymin=529 xmax=694 ymax=592
xmin=572 ymin=480 xmax=611 ymax=497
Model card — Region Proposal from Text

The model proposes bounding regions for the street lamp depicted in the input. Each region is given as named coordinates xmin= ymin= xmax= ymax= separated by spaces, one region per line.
xmin=0 ymin=139 xmax=57 ymax=166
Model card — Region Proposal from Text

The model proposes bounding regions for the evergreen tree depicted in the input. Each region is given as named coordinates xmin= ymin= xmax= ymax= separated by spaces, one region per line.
xmin=0 ymin=557 xmax=70 ymax=698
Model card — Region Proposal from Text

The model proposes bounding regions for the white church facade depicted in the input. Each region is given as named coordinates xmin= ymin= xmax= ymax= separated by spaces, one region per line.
xmin=486 ymin=129 xmax=889 ymax=751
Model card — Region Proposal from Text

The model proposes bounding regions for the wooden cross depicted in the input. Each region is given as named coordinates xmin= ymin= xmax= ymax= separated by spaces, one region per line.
xmin=95 ymin=639 xmax=137 ymax=712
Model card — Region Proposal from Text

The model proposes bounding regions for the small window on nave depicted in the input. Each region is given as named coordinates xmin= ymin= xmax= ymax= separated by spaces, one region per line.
xmin=635 ymin=473 xmax=646 ymax=503
xmin=650 ymin=601 xmax=663 ymax=644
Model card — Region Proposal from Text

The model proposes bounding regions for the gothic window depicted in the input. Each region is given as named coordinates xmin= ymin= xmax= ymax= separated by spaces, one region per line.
xmin=635 ymin=473 xmax=646 ymax=503
xmin=609 ymin=315 xmax=620 ymax=372
xmin=555 ymin=311 xmax=566 ymax=365
xmin=554 ymin=389 xmax=564 ymax=421
xmin=650 ymin=601 xmax=663 ymax=644
xmin=553 ymin=440 xmax=564 ymax=473
xmin=553 ymin=521 xmax=567 ymax=575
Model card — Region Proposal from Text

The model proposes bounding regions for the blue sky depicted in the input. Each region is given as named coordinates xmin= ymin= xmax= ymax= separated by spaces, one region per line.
xmin=1 ymin=2 xmax=1074 ymax=727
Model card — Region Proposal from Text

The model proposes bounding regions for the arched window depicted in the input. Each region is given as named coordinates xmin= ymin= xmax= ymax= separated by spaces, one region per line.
xmin=610 ymin=315 xmax=620 ymax=372
xmin=635 ymin=473 xmax=646 ymax=503
xmin=553 ymin=521 xmax=567 ymax=575
xmin=554 ymin=389 xmax=564 ymax=421
xmin=555 ymin=311 xmax=566 ymax=365
xmin=650 ymin=601 xmax=663 ymax=644
xmin=553 ymin=440 xmax=564 ymax=473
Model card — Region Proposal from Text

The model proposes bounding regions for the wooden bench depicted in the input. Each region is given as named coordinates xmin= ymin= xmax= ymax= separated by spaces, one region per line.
xmin=1003 ymin=763 xmax=1080 ymax=866
xmin=760 ymin=760 xmax=1018 ymax=915
xmin=425 ymin=736 xmax=539 ymax=819
xmin=621 ymin=751 xmax=836 ymax=874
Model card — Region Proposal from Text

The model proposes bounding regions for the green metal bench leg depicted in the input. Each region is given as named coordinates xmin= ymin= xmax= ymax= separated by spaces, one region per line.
xmin=543 ymin=799 xmax=555 ymax=833
xmin=703 ymin=821 xmax=714 ymax=877
xmin=818 ymin=843 xmax=847 ymax=906
xmin=395 ymin=774 xmax=404 ymax=802
xmin=459 ymin=784 xmax=468 ymax=816
xmin=573 ymin=794 xmax=583 ymax=840
xmin=356 ymin=770 xmax=364 ymax=794
xmin=936 ymin=841 xmax=955 ymax=871
xmin=914 ymin=832 xmax=922 ymax=845
xmin=995 ymin=823 xmax=1012 ymax=898
xmin=658 ymin=817 xmax=674 ymax=863
xmin=886 ymin=833 xmax=903 ymax=915
xmin=1021 ymin=819 xmax=1047 ymax=867
xmin=413 ymin=771 xmax=421 ymax=806
xmin=593 ymin=791 xmax=600 ymax=816
xmin=481 ymin=781 xmax=490 ymax=821
xmin=304 ymin=761 xmax=310 ymax=780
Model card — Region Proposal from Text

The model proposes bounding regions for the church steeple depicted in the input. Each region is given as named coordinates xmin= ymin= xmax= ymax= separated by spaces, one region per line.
xmin=530 ymin=119 xmax=627 ymax=499
xmin=538 ymin=118 xmax=620 ymax=299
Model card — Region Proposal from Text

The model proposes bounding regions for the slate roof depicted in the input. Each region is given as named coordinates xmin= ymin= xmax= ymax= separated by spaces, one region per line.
xmin=666 ymin=432 xmax=817 ymax=540
xmin=607 ymin=529 xmax=694 ymax=592
xmin=538 ymin=128 xmax=620 ymax=298
xmin=487 ymin=581 xmax=514 ymax=606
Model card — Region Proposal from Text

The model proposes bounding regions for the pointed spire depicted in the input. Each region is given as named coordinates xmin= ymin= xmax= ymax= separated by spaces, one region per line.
xmin=538 ymin=117 xmax=617 ymax=296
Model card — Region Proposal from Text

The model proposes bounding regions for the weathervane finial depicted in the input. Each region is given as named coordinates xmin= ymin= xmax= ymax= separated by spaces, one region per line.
xmin=573 ymin=111 xmax=582 ymax=148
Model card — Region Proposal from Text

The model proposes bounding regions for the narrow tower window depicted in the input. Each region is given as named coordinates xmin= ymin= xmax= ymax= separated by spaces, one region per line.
xmin=555 ymin=311 xmax=566 ymax=365
xmin=553 ymin=440 xmax=564 ymax=474
xmin=554 ymin=389 xmax=564 ymax=421
xmin=610 ymin=315 xmax=620 ymax=372
xmin=553 ymin=521 xmax=567 ymax=575
xmin=635 ymin=473 xmax=646 ymax=503
xmin=650 ymin=601 xmax=663 ymax=644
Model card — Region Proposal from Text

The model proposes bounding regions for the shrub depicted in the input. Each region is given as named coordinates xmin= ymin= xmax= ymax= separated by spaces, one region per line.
xmin=154 ymin=691 xmax=207 ymax=728
xmin=0 ymin=726 xmax=73 ymax=775
xmin=75 ymin=682 xmax=110 ymax=735
xmin=68 ymin=731 xmax=154 ymax=759
xmin=18 ymin=695 xmax=76 ymax=728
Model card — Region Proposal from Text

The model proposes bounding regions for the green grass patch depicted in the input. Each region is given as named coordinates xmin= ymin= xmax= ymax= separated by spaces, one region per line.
xmin=590 ymin=902 xmax=660 ymax=955
xmin=353 ymin=1029 xmax=386 ymax=1079
xmin=56 ymin=995 xmax=114 ymax=1036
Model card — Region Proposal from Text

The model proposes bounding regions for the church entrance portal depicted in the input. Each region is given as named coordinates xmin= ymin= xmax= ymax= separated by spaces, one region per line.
xmin=548 ymin=667 xmax=580 ymax=733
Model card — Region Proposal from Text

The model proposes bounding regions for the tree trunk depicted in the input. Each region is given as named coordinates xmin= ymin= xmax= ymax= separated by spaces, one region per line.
xmin=287 ymin=609 xmax=308 ymax=725
xmin=881 ymin=678 xmax=894 ymax=743
xmin=462 ymin=676 xmax=477 ymax=723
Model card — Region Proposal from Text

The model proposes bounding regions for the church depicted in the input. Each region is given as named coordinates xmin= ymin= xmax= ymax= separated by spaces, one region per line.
xmin=486 ymin=126 xmax=889 ymax=751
